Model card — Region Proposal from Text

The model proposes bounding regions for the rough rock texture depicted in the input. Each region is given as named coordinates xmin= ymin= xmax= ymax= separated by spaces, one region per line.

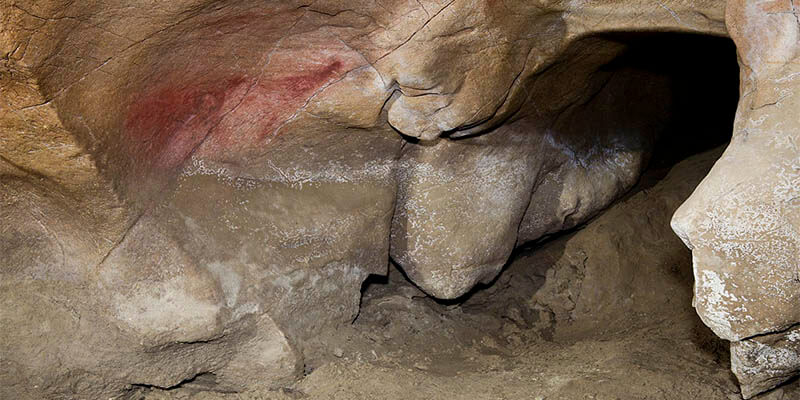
xmin=390 ymin=43 xmax=672 ymax=298
xmin=3 ymin=0 xmax=792 ymax=398
xmin=468 ymin=147 xmax=725 ymax=336
xmin=673 ymin=0 xmax=800 ymax=344
xmin=139 ymin=146 xmax=741 ymax=400
xmin=732 ymin=326 xmax=800 ymax=399
xmin=1 ymin=30 xmax=400 ymax=399
xmin=670 ymin=0 xmax=800 ymax=396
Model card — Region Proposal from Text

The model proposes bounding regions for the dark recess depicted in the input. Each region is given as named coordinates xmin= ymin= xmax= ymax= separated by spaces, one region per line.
xmin=601 ymin=32 xmax=740 ymax=174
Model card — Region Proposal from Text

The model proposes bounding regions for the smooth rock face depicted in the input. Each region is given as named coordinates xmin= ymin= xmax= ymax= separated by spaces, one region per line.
xmin=1 ymin=34 xmax=400 ymax=398
xmin=671 ymin=0 xmax=800 ymax=396
xmin=391 ymin=128 xmax=541 ymax=299
xmin=4 ymin=0 xmax=792 ymax=398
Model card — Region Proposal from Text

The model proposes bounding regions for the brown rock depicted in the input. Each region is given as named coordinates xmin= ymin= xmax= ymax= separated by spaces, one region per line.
xmin=732 ymin=326 xmax=800 ymax=399
xmin=4 ymin=0 xmax=789 ymax=398
xmin=671 ymin=0 xmax=800 ymax=396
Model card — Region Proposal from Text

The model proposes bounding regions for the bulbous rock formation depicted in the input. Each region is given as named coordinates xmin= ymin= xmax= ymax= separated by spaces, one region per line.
xmin=1 ymin=0 xmax=797 ymax=398
xmin=672 ymin=0 xmax=800 ymax=397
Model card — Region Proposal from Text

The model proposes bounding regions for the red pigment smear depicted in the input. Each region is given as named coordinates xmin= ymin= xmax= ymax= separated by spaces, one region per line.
xmin=192 ymin=59 xmax=346 ymax=155
xmin=124 ymin=60 xmax=347 ymax=170
xmin=282 ymin=60 xmax=343 ymax=97
xmin=124 ymin=77 xmax=248 ymax=169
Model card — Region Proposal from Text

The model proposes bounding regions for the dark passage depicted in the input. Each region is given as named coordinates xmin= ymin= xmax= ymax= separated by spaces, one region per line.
xmin=602 ymin=33 xmax=740 ymax=172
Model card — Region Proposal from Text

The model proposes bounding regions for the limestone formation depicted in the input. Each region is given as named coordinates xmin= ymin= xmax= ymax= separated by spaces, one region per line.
xmin=463 ymin=147 xmax=724 ymax=339
xmin=732 ymin=326 xmax=800 ymax=399
xmin=671 ymin=0 xmax=800 ymax=396
xmin=391 ymin=58 xmax=670 ymax=298
xmin=0 ymin=0 xmax=796 ymax=398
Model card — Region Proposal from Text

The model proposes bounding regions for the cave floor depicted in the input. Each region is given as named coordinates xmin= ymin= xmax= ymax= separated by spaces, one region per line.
xmin=139 ymin=274 xmax=737 ymax=400
xmin=139 ymin=266 xmax=799 ymax=400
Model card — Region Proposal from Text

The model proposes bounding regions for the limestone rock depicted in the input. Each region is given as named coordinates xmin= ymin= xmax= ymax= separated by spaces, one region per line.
xmin=671 ymin=0 xmax=800 ymax=396
xmin=672 ymin=0 xmax=800 ymax=342
xmin=391 ymin=124 xmax=541 ymax=299
xmin=515 ymin=46 xmax=672 ymax=243
xmin=732 ymin=326 xmax=800 ymax=399
xmin=0 ymin=55 xmax=399 ymax=399
xmin=391 ymin=35 xmax=679 ymax=299
xmin=0 ymin=0 xmax=774 ymax=397
xmin=466 ymin=147 xmax=723 ymax=335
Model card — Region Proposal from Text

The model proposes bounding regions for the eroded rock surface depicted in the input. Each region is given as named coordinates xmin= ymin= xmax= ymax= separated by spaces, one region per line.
xmin=466 ymin=147 xmax=724 ymax=336
xmin=389 ymin=35 xmax=685 ymax=298
xmin=2 ymin=0 xmax=793 ymax=398
xmin=732 ymin=326 xmax=800 ymax=399
xmin=281 ymin=147 xmax=738 ymax=400
xmin=671 ymin=0 xmax=800 ymax=396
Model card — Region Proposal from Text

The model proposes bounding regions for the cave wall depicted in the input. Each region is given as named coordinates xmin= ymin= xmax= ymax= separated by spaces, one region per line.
xmin=1 ymin=0 xmax=797 ymax=398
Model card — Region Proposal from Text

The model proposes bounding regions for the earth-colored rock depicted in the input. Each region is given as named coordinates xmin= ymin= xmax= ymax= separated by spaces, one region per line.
xmin=0 ymin=0 xmax=794 ymax=398
xmin=280 ymin=146 xmax=738 ymax=400
xmin=673 ymin=0 xmax=800 ymax=344
xmin=0 ymin=31 xmax=401 ymax=399
xmin=732 ymin=326 xmax=800 ymax=399
xmin=391 ymin=54 xmax=671 ymax=298
xmin=467 ymin=147 xmax=724 ymax=335
xmin=391 ymin=127 xmax=542 ymax=299
xmin=670 ymin=0 xmax=800 ymax=396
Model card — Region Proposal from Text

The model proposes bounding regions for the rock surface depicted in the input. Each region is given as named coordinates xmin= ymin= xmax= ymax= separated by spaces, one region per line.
xmin=140 ymin=146 xmax=741 ymax=400
xmin=468 ymin=147 xmax=725 ymax=336
xmin=670 ymin=0 xmax=800 ymax=396
xmin=732 ymin=326 xmax=800 ymax=399
xmin=0 ymin=0 xmax=795 ymax=398
xmin=390 ymin=42 xmax=673 ymax=298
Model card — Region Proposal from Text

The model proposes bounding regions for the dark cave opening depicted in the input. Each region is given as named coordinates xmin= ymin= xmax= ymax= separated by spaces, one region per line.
xmin=602 ymin=32 xmax=739 ymax=178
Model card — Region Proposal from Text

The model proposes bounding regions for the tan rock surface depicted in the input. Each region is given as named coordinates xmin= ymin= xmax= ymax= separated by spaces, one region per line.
xmin=732 ymin=326 xmax=800 ymax=399
xmin=3 ymin=0 xmax=796 ymax=398
xmin=671 ymin=0 xmax=800 ymax=396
